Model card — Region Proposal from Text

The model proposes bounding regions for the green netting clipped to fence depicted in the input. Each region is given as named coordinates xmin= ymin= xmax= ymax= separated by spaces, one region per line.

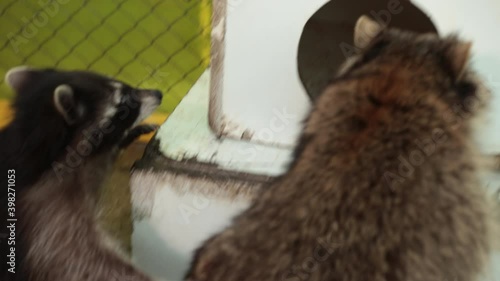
xmin=0 ymin=0 xmax=212 ymax=114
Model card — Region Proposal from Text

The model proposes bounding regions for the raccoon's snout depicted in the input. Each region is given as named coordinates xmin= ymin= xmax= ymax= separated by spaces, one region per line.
xmin=150 ymin=90 xmax=163 ymax=101
xmin=138 ymin=89 xmax=163 ymax=104
xmin=134 ymin=89 xmax=163 ymax=124
xmin=137 ymin=88 xmax=162 ymax=99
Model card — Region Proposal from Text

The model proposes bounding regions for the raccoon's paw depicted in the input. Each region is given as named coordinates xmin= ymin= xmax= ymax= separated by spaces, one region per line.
xmin=119 ymin=124 xmax=159 ymax=148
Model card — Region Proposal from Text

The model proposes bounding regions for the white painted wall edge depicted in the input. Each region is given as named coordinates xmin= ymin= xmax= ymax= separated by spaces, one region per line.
xmin=155 ymin=69 xmax=293 ymax=177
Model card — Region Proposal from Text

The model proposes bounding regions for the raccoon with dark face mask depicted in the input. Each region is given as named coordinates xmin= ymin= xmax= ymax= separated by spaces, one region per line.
xmin=0 ymin=67 xmax=163 ymax=281
xmin=185 ymin=16 xmax=497 ymax=281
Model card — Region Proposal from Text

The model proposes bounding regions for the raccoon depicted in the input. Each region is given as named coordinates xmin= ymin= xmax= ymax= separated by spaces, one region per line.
xmin=0 ymin=67 xmax=162 ymax=281
xmin=185 ymin=16 xmax=496 ymax=281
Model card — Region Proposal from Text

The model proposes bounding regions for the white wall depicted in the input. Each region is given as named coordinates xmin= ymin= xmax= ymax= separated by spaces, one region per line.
xmin=221 ymin=0 xmax=326 ymax=147
xmin=220 ymin=0 xmax=500 ymax=152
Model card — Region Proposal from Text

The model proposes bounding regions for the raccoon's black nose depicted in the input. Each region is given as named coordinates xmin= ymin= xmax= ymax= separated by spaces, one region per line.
xmin=152 ymin=90 xmax=163 ymax=101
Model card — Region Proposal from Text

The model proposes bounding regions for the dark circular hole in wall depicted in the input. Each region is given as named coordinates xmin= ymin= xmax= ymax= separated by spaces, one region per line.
xmin=298 ymin=0 xmax=438 ymax=101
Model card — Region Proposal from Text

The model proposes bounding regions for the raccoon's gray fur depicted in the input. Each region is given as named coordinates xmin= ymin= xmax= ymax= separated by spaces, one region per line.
xmin=1 ymin=67 xmax=162 ymax=281
xmin=19 ymin=141 xmax=155 ymax=281
xmin=185 ymin=16 xmax=497 ymax=281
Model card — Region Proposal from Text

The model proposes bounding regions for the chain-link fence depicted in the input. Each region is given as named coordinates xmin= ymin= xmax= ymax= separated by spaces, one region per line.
xmin=0 ymin=0 xmax=212 ymax=114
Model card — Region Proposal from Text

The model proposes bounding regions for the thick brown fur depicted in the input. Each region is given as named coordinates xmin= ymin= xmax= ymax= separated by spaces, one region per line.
xmin=185 ymin=18 xmax=496 ymax=281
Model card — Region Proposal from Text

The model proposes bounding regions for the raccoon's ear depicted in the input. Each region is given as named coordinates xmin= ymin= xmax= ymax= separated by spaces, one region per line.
xmin=5 ymin=66 xmax=39 ymax=93
xmin=446 ymin=41 xmax=472 ymax=80
xmin=54 ymin=84 xmax=81 ymax=125
xmin=354 ymin=15 xmax=384 ymax=49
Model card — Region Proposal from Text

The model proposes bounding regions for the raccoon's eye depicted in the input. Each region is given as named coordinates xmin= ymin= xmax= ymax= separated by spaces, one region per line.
xmin=120 ymin=88 xmax=135 ymax=103
xmin=121 ymin=91 xmax=140 ymax=109
xmin=120 ymin=95 xmax=128 ymax=104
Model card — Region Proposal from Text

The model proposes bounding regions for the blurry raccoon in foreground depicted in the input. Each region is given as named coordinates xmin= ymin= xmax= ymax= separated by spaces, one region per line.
xmin=186 ymin=16 xmax=498 ymax=281
xmin=0 ymin=67 xmax=163 ymax=281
